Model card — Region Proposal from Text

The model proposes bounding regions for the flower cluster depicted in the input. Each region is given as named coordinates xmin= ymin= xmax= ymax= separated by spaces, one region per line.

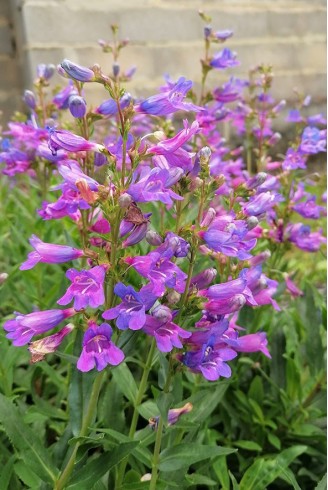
xmin=1 ymin=17 xmax=326 ymax=383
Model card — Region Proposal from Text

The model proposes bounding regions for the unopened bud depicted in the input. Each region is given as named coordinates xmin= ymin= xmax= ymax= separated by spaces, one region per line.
xmin=200 ymin=207 xmax=216 ymax=227
xmin=190 ymin=268 xmax=217 ymax=289
xmin=0 ymin=272 xmax=8 ymax=284
xmin=118 ymin=193 xmax=132 ymax=208
xmin=61 ymin=59 xmax=95 ymax=82
xmin=190 ymin=177 xmax=203 ymax=191
xmin=23 ymin=90 xmax=36 ymax=110
xmin=268 ymin=132 xmax=281 ymax=146
xmin=246 ymin=172 xmax=267 ymax=189
xmin=246 ymin=216 xmax=259 ymax=230
xmin=94 ymin=152 xmax=108 ymax=167
xmin=249 ymin=250 xmax=271 ymax=266
xmin=199 ymin=146 xmax=211 ymax=164
xmin=166 ymin=290 xmax=181 ymax=305
xmin=112 ymin=63 xmax=120 ymax=77
xmin=204 ymin=25 xmax=212 ymax=38
xmin=146 ymin=230 xmax=163 ymax=246
xmin=68 ymin=95 xmax=87 ymax=118
xmin=37 ymin=63 xmax=55 ymax=80
xmin=152 ymin=305 xmax=172 ymax=323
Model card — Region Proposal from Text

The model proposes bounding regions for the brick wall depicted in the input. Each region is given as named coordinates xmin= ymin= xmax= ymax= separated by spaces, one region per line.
xmin=4 ymin=0 xmax=327 ymax=123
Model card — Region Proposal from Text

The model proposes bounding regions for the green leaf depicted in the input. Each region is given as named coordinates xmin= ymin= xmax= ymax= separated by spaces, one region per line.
xmin=267 ymin=433 xmax=281 ymax=450
xmin=213 ymin=456 xmax=230 ymax=490
xmin=13 ymin=461 xmax=42 ymax=488
xmin=112 ymin=363 xmax=138 ymax=404
xmin=315 ymin=473 xmax=327 ymax=490
xmin=156 ymin=392 xmax=174 ymax=424
xmin=159 ymin=444 xmax=237 ymax=472
xmin=234 ymin=440 xmax=262 ymax=452
xmin=229 ymin=470 xmax=240 ymax=490
xmin=67 ymin=442 xmax=140 ymax=489
xmin=0 ymin=394 xmax=58 ymax=483
xmin=239 ymin=445 xmax=307 ymax=490
xmin=0 ymin=454 xmax=15 ymax=490
xmin=185 ymin=473 xmax=217 ymax=486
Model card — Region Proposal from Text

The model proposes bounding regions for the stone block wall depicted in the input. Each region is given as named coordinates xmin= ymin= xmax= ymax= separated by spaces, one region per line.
xmin=2 ymin=0 xmax=327 ymax=123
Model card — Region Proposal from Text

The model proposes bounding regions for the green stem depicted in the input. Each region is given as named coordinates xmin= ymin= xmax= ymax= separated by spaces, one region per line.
xmin=54 ymin=371 xmax=105 ymax=490
xmin=175 ymin=247 xmax=196 ymax=324
xmin=115 ymin=339 xmax=156 ymax=489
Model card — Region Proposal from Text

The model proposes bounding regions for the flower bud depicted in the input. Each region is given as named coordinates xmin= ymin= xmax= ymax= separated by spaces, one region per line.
xmin=200 ymin=207 xmax=216 ymax=227
xmin=37 ymin=63 xmax=55 ymax=80
xmin=94 ymin=152 xmax=108 ymax=167
xmin=246 ymin=172 xmax=267 ymax=189
xmin=146 ymin=230 xmax=163 ymax=246
xmin=0 ymin=272 xmax=8 ymax=284
xmin=68 ymin=95 xmax=87 ymax=118
xmin=61 ymin=59 xmax=95 ymax=82
xmin=246 ymin=216 xmax=259 ymax=230
xmin=249 ymin=250 xmax=271 ymax=266
xmin=190 ymin=268 xmax=217 ymax=289
xmin=166 ymin=290 xmax=181 ymax=305
xmin=190 ymin=177 xmax=203 ymax=191
xmin=199 ymin=146 xmax=211 ymax=164
xmin=152 ymin=305 xmax=172 ymax=323
xmin=268 ymin=132 xmax=281 ymax=146
xmin=112 ymin=63 xmax=120 ymax=77
xmin=118 ymin=193 xmax=132 ymax=208
xmin=23 ymin=90 xmax=36 ymax=110
xmin=204 ymin=25 xmax=212 ymax=38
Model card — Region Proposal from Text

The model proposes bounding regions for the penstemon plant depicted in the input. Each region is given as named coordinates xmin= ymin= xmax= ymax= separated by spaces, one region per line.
xmin=0 ymin=15 xmax=326 ymax=490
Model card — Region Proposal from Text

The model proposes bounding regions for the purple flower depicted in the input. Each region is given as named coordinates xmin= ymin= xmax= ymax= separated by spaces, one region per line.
xmin=156 ymin=232 xmax=190 ymax=258
xmin=300 ymin=127 xmax=326 ymax=154
xmin=286 ymin=109 xmax=303 ymax=123
xmin=183 ymin=344 xmax=237 ymax=381
xmin=57 ymin=266 xmax=106 ymax=310
xmin=286 ymin=223 xmax=326 ymax=252
xmin=142 ymin=314 xmax=191 ymax=352
xmin=53 ymin=81 xmax=78 ymax=109
xmin=4 ymin=308 xmax=75 ymax=346
xmin=127 ymin=167 xmax=184 ymax=207
xmin=61 ymin=59 xmax=95 ymax=82
xmin=103 ymin=283 xmax=156 ymax=330
xmin=213 ymin=77 xmax=247 ymax=103
xmin=28 ymin=324 xmax=74 ymax=363
xmin=136 ymin=77 xmax=202 ymax=115
xmin=125 ymin=252 xmax=187 ymax=297
xmin=199 ymin=270 xmax=256 ymax=306
xmin=48 ymin=128 xmax=104 ymax=156
xmin=293 ymin=196 xmax=326 ymax=219
xmin=37 ymin=63 xmax=55 ymax=80
xmin=190 ymin=268 xmax=217 ymax=289
xmin=204 ymin=294 xmax=247 ymax=316
xmin=224 ymin=332 xmax=271 ymax=358
xmin=58 ymin=161 xmax=100 ymax=191
xmin=282 ymin=148 xmax=307 ymax=171
xmin=243 ymin=191 xmax=283 ymax=217
xmin=23 ymin=90 xmax=36 ymax=110
xmin=210 ymin=48 xmax=240 ymax=69
xmin=213 ymin=29 xmax=233 ymax=41
xmin=20 ymin=235 xmax=84 ymax=270
xmin=77 ymin=322 xmax=124 ymax=372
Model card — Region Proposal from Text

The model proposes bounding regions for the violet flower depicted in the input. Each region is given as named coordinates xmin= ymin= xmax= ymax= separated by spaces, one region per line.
xmin=58 ymin=161 xmax=100 ymax=191
xmin=149 ymin=402 xmax=193 ymax=430
xmin=183 ymin=343 xmax=237 ymax=381
xmin=103 ymin=283 xmax=156 ymax=330
xmin=4 ymin=308 xmax=75 ymax=346
xmin=300 ymin=127 xmax=326 ymax=154
xmin=224 ymin=332 xmax=271 ymax=358
xmin=210 ymin=48 xmax=240 ymax=69
xmin=282 ymin=148 xmax=307 ymax=171
xmin=48 ymin=128 xmax=104 ymax=156
xmin=57 ymin=266 xmax=106 ymax=310
xmin=136 ymin=77 xmax=202 ymax=115
xmin=77 ymin=322 xmax=124 ymax=372
xmin=20 ymin=235 xmax=84 ymax=270
xmin=125 ymin=252 xmax=187 ymax=297
xmin=142 ymin=314 xmax=191 ymax=352
xmin=96 ymin=92 xmax=132 ymax=116
xmin=286 ymin=223 xmax=326 ymax=252
xmin=61 ymin=59 xmax=95 ymax=82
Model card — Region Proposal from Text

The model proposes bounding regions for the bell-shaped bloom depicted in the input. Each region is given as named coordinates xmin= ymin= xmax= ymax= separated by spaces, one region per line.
xmin=292 ymin=196 xmax=326 ymax=220
xmin=127 ymin=166 xmax=184 ymax=207
xmin=199 ymin=269 xmax=257 ymax=306
xmin=48 ymin=128 xmax=104 ymax=156
xmin=190 ymin=268 xmax=217 ymax=290
xmin=38 ymin=184 xmax=88 ymax=221
xmin=28 ymin=323 xmax=74 ymax=363
xmin=4 ymin=308 xmax=75 ymax=346
xmin=125 ymin=252 xmax=187 ymax=297
xmin=37 ymin=63 xmax=55 ymax=80
xmin=77 ymin=322 xmax=124 ymax=372
xmin=243 ymin=191 xmax=283 ymax=217
xmin=183 ymin=343 xmax=237 ymax=381
xmin=103 ymin=283 xmax=156 ymax=330
xmin=136 ymin=77 xmax=202 ymax=115
xmin=58 ymin=160 xmax=100 ymax=191
xmin=286 ymin=223 xmax=326 ymax=252
xmin=300 ymin=127 xmax=326 ymax=154
xmin=213 ymin=77 xmax=247 ymax=103
xmin=282 ymin=148 xmax=307 ymax=171
xmin=142 ymin=314 xmax=191 ymax=352
xmin=284 ymin=275 xmax=303 ymax=298
xmin=156 ymin=232 xmax=190 ymax=258
xmin=57 ymin=266 xmax=106 ymax=310
xmin=224 ymin=332 xmax=271 ymax=358
xmin=210 ymin=48 xmax=240 ymax=69
xmin=20 ymin=235 xmax=84 ymax=270
xmin=53 ymin=81 xmax=78 ymax=109
xmin=204 ymin=294 xmax=247 ymax=316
